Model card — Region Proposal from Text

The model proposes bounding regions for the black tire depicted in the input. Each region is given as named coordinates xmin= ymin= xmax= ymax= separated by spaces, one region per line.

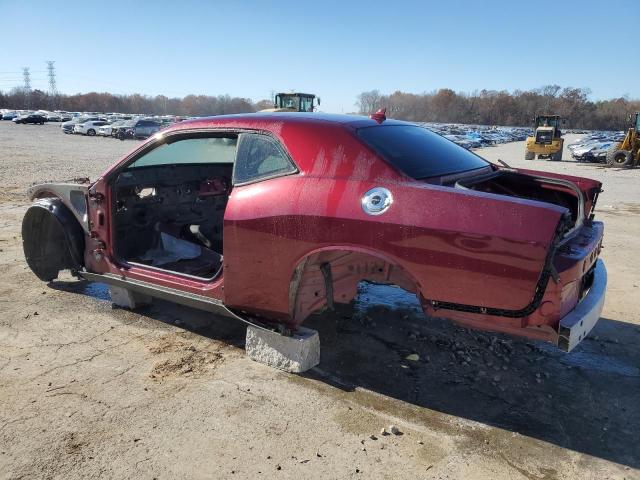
xmin=608 ymin=150 xmax=634 ymax=168
xmin=87 ymin=129 xmax=96 ymax=136
xmin=550 ymin=149 xmax=563 ymax=161
xmin=605 ymin=144 xmax=622 ymax=165
xmin=525 ymin=149 xmax=535 ymax=160
xmin=117 ymin=130 xmax=125 ymax=141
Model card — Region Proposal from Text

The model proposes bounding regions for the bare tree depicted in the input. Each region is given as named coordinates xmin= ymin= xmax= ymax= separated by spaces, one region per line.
xmin=356 ymin=90 xmax=383 ymax=114
xmin=353 ymin=86 xmax=639 ymax=129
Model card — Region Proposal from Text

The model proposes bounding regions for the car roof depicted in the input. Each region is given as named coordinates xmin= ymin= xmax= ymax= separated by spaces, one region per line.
xmin=158 ymin=112 xmax=413 ymax=176
xmin=175 ymin=112 xmax=409 ymax=130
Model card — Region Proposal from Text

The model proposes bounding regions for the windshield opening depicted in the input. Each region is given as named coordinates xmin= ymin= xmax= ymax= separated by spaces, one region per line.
xmin=277 ymin=95 xmax=299 ymax=110
xmin=357 ymin=125 xmax=489 ymax=179
xmin=537 ymin=116 xmax=559 ymax=128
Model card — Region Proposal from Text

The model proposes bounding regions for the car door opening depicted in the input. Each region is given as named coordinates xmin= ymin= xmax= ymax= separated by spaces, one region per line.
xmin=111 ymin=135 xmax=237 ymax=280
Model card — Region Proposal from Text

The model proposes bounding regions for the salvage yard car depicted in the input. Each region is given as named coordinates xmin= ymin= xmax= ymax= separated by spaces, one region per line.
xmin=13 ymin=113 xmax=46 ymax=125
xmin=73 ymin=120 xmax=109 ymax=136
xmin=61 ymin=116 xmax=105 ymax=134
xmin=22 ymin=112 xmax=606 ymax=353
xmin=114 ymin=118 xmax=163 ymax=140
xmin=97 ymin=119 xmax=127 ymax=137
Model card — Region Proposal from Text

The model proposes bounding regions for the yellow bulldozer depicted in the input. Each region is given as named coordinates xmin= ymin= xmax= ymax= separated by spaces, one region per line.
xmin=525 ymin=115 xmax=564 ymax=161
xmin=606 ymin=112 xmax=640 ymax=168
xmin=261 ymin=92 xmax=319 ymax=113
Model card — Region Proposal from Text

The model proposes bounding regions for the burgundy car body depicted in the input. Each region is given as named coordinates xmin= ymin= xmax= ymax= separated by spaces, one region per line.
xmin=23 ymin=113 xmax=606 ymax=352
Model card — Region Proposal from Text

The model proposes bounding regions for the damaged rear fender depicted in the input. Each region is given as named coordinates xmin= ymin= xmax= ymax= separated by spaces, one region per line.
xmin=289 ymin=247 xmax=420 ymax=326
xmin=22 ymin=199 xmax=86 ymax=281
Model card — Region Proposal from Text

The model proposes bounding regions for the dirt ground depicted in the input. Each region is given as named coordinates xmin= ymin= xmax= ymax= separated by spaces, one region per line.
xmin=1 ymin=122 xmax=639 ymax=480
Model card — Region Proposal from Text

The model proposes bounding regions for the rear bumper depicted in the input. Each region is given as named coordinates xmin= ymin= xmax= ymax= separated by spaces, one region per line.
xmin=557 ymin=259 xmax=607 ymax=352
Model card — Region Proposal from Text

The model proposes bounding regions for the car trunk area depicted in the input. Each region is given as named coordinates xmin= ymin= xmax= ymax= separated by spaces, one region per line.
xmin=454 ymin=170 xmax=582 ymax=227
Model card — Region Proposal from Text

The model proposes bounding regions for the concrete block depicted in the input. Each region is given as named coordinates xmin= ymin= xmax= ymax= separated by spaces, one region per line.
xmin=109 ymin=286 xmax=152 ymax=309
xmin=245 ymin=326 xmax=320 ymax=373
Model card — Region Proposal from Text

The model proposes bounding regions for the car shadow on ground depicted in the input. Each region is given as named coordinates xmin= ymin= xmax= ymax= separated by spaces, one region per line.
xmin=51 ymin=279 xmax=640 ymax=469
xmin=304 ymin=284 xmax=640 ymax=470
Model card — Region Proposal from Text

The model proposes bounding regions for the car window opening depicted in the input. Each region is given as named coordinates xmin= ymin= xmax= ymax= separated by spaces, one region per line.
xmin=112 ymin=135 xmax=238 ymax=280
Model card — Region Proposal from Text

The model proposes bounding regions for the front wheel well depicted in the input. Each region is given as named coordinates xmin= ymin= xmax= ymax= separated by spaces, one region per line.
xmin=288 ymin=249 xmax=420 ymax=327
xmin=22 ymin=199 xmax=85 ymax=281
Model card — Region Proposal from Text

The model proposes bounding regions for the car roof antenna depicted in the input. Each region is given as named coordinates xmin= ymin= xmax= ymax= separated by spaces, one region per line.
xmin=369 ymin=108 xmax=386 ymax=124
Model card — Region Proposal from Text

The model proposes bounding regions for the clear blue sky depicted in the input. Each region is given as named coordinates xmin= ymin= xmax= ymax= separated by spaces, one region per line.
xmin=1 ymin=0 xmax=638 ymax=113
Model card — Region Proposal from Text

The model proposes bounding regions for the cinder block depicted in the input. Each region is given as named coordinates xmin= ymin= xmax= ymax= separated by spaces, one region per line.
xmin=245 ymin=326 xmax=320 ymax=373
xmin=109 ymin=286 xmax=152 ymax=309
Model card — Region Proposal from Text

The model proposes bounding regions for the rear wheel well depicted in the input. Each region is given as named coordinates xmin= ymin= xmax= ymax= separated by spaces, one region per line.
xmin=289 ymin=249 xmax=419 ymax=327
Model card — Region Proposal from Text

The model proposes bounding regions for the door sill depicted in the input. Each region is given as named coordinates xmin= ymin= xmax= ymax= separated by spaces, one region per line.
xmin=79 ymin=271 xmax=276 ymax=332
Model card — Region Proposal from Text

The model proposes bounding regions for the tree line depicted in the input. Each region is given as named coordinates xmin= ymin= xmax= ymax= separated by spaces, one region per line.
xmin=356 ymin=86 xmax=640 ymax=130
xmin=0 ymin=87 xmax=273 ymax=117
xmin=3 ymin=84 xmax=639 ymax=130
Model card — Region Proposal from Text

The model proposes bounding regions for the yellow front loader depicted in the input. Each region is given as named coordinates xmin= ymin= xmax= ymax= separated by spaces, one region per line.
xmin=525 ymin=115 xmax=564 ymax=161
xmin=606 ymin=112 xmax=640 ymax=168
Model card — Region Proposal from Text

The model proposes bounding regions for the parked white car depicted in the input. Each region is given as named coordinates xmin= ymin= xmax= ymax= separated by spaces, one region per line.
xmin=73 ymin=120 xmax=109 ymax=136
xmin=97 ymin=120 xmax=126 ymax=137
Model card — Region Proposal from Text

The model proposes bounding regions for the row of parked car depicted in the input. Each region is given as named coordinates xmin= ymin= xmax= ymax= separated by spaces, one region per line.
xmin=568 ymin=131 xmax=626 ymax=163
xmin=60 ymin=116 xmax=170 ymax=140
xmin=1 ymin=109 xmax=626 ymax=155
xmin=420 ymin=123 xmax=533 ymax=149
xmin=1 ymin=109 xmax=178 ymax=140
xmin=0 ymin=109 xmax=74 ymax=122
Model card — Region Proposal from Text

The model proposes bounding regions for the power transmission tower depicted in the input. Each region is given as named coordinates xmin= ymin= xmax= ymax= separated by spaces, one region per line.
xmin=22 ymin=67 xmax=31 ymax=109
xmin=47 ymin=61 xmax=58 ymax=110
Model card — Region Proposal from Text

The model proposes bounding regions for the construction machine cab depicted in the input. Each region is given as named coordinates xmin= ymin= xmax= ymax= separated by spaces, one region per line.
xmin=268 ymin=93 xmax=318 ymax=113
xmin=535 ymin=115 xmax=562 ymax=138
xmin=524 ymin=114 xmax=564 ymax=161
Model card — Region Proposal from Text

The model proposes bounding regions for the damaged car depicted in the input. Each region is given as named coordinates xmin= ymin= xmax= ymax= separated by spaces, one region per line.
xmin=570 ymin=140 xmax=615 ymax=163
xmin=22 ymin=111 xmax=606 ymax=352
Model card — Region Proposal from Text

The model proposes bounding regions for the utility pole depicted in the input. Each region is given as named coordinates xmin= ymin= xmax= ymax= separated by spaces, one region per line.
xmin=22 ymin=67 xmax=31 ymax=109
xmin=47 ymin=61 xmax=58 ymax=110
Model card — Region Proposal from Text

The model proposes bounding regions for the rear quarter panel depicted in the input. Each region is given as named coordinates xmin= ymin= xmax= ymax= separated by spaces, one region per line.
xmin=223 ymin=173 xmax=566 ymax=323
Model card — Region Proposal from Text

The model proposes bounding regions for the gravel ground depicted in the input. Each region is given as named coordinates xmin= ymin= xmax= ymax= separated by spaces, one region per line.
xmin=0 ymin=122 xmax=639 ymax=479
